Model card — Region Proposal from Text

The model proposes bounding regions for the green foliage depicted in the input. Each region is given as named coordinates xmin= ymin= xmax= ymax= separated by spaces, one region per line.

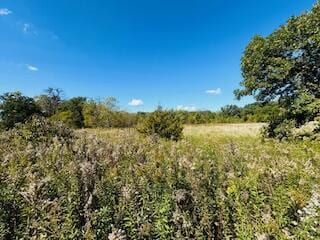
xmin=0 ymin=121 xmax=319 ymax=239
xmin=221 ymin=105 xmax=241 ymax=118
xmin=14 ymin=115 xmax=74 ymax=143
xmin=174 ymin=110 xmax=218 ymax=124
xmin=83 ymin=99 xmax=137 ymax=128
xmin=53 ymin=97 xmax=87 ymax=128
xmin=0 ymin=92 xmax=40 ymax=130
xmin=35 ymin=88 xmax=63 ymax=117
xmin=0 ymin=88 xmax=281 ymax=131
xmin=137 ymin=107 xmax=183 ymax=140
xmin=241 ymin=102 xmax=280 ymax=122
xmin=82 ymin=100 xmax=109 ymax=128
xmin=237 ymin=2 xmax=320 ymax=139
xmin=165 ymin=103 xmax=279 ymax=125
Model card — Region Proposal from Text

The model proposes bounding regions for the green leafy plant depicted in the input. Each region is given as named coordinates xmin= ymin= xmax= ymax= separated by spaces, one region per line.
xmin=137 ymin=107 xmax=183 ymax=141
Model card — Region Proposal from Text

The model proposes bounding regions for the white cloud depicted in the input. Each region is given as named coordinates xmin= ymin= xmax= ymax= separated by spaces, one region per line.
xmin=206 ymin=88 xmax=222 ymax=95
xmin=177 ymin=105 xmax=197 ymax=111
xmin=26 ymin=64 xmax=38 ymax=71
xmin=128 ymin=99 xmax=143 ymax=106
xmin=52 ymin=33 xmax=59 ymax=40
xmin=23 ymin=23 xmax=37 ymax=35
xmin=23 ymin=23 xmax=30 ymax=34
xmin=0 ymin=8 xmax=12 ymax=16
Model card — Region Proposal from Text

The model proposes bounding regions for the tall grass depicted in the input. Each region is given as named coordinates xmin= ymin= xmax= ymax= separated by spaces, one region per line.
xmin=0 ymin=119 xmax=319 ymax=239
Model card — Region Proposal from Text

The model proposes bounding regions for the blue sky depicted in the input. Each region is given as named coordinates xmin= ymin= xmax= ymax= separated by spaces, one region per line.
xmin=0 ymin=0 xmax=316 ymax=111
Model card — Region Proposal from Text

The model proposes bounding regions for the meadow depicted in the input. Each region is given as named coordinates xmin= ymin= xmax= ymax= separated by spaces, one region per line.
xmin=1 ymin=1 xmax=319 ymax=239
xmin=1 ymin=118 xmax=319 ymax=239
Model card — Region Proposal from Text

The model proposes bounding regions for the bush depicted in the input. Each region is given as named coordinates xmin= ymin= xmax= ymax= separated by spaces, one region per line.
xmin=137 ymin=108 xmax=183 ymax=140
xmin=12 ymin=116 xmax=74 ymax=144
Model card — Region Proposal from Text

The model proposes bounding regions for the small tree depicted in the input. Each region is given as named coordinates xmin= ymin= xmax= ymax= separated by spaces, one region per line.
xmin=0 ymin=92 xmax=40 ymax=129
xmin=137 ymin=107 xmax=183 ymax=141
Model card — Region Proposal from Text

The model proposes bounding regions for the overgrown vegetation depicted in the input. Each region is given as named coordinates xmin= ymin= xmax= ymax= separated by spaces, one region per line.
xmin=1 ymin=1 xmax=320 ymax=239
xmin=0 ymin=118 xmax=319 ymax=239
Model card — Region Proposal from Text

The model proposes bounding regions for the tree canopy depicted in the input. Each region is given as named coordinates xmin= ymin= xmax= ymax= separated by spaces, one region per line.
xmin=236 ymin=3 xmax=320 ymax=103
xmin=236 ymin=2 xmax=320 ymax=138
xmin=35 ymin=88 xmax=63 ymax=117
xmin=0 ymin=92 xmax=40 ymax=129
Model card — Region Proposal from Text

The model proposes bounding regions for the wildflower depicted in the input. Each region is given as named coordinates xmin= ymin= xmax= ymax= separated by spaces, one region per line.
xmin=108 ymin=228 xmax=126 ymax=240
xmin=255 ymin=233 xmax=268 ymax=240
xmin=121 ymin=185 xmax=134 ymax=200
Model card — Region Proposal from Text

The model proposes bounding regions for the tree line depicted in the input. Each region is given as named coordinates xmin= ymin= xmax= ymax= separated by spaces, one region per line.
xmin=0 ymin=88 xmax=278 ymax=130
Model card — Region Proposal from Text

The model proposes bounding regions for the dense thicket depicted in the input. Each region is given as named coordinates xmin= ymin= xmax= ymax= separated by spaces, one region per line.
xmin=237 ymin=2 xmax=320 ymax=139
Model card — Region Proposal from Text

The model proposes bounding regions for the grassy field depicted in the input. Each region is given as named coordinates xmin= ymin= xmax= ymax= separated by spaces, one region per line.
xmin=84 ymin=123 xmax=320 ymax=239
xmin=1 ymin=122 xmax=319 ymax=239
xmin=184 ymin=123 xmax=265 ymax=137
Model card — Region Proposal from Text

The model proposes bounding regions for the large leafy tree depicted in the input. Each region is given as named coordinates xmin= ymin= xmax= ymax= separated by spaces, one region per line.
xmin=0 ymin=92 xmax=41 ymax=129
xmin=236 ymin=2 xmax=320 ymax=138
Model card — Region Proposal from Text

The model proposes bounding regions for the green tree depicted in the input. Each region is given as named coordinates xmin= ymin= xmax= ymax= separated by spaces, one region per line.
xmin=82 ymin=100 xmax=110 ymax=128
xmin=235 ymin=2 xmax=320 ymax=138
xmin=0 ymin=92 xmax=40 ymax=129
xmin=221 ymin=105 xmax=241 ymax=117
xmin=137 ymin=107 xmax=183 ymax=141
xmin=35 ymin=88 xmax=64 ymax=117
xmin=241 ymin=102 xmax=280 ymax=122
xmin=53 ymin=97 xmax=86 ymax=128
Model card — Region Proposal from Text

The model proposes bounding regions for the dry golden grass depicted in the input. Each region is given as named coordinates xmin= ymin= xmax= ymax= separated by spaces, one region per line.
xmin=184 ymin=123 xmax=265 ymax=137
xmin=83 ymin=123 xmax=266 ymax=141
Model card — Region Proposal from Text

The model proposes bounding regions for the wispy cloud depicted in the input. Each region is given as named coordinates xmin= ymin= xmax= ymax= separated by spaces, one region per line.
xmin=23 ymin=23 xmax=38 ymax=35
xmin=52 ymin=33 xmax=59 ymax=40
xmin=0 ymin=8 xmax=12 ymax=16
xmin=26 ymin=64 xmax=38 ymax=71
xmin=177 ymin=105 xmax=197 ymax=111
xmin=206 ymin=88 xmax=222 ymax=95
xmin=128 ymin=99 xmax=143 ymax=106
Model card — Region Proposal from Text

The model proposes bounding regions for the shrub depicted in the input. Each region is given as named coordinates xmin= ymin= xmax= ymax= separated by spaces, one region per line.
xmin=12 ymin=116 xmax=74 ymax=144
xmin=136 ymin=108 xmax=183 ymax=141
